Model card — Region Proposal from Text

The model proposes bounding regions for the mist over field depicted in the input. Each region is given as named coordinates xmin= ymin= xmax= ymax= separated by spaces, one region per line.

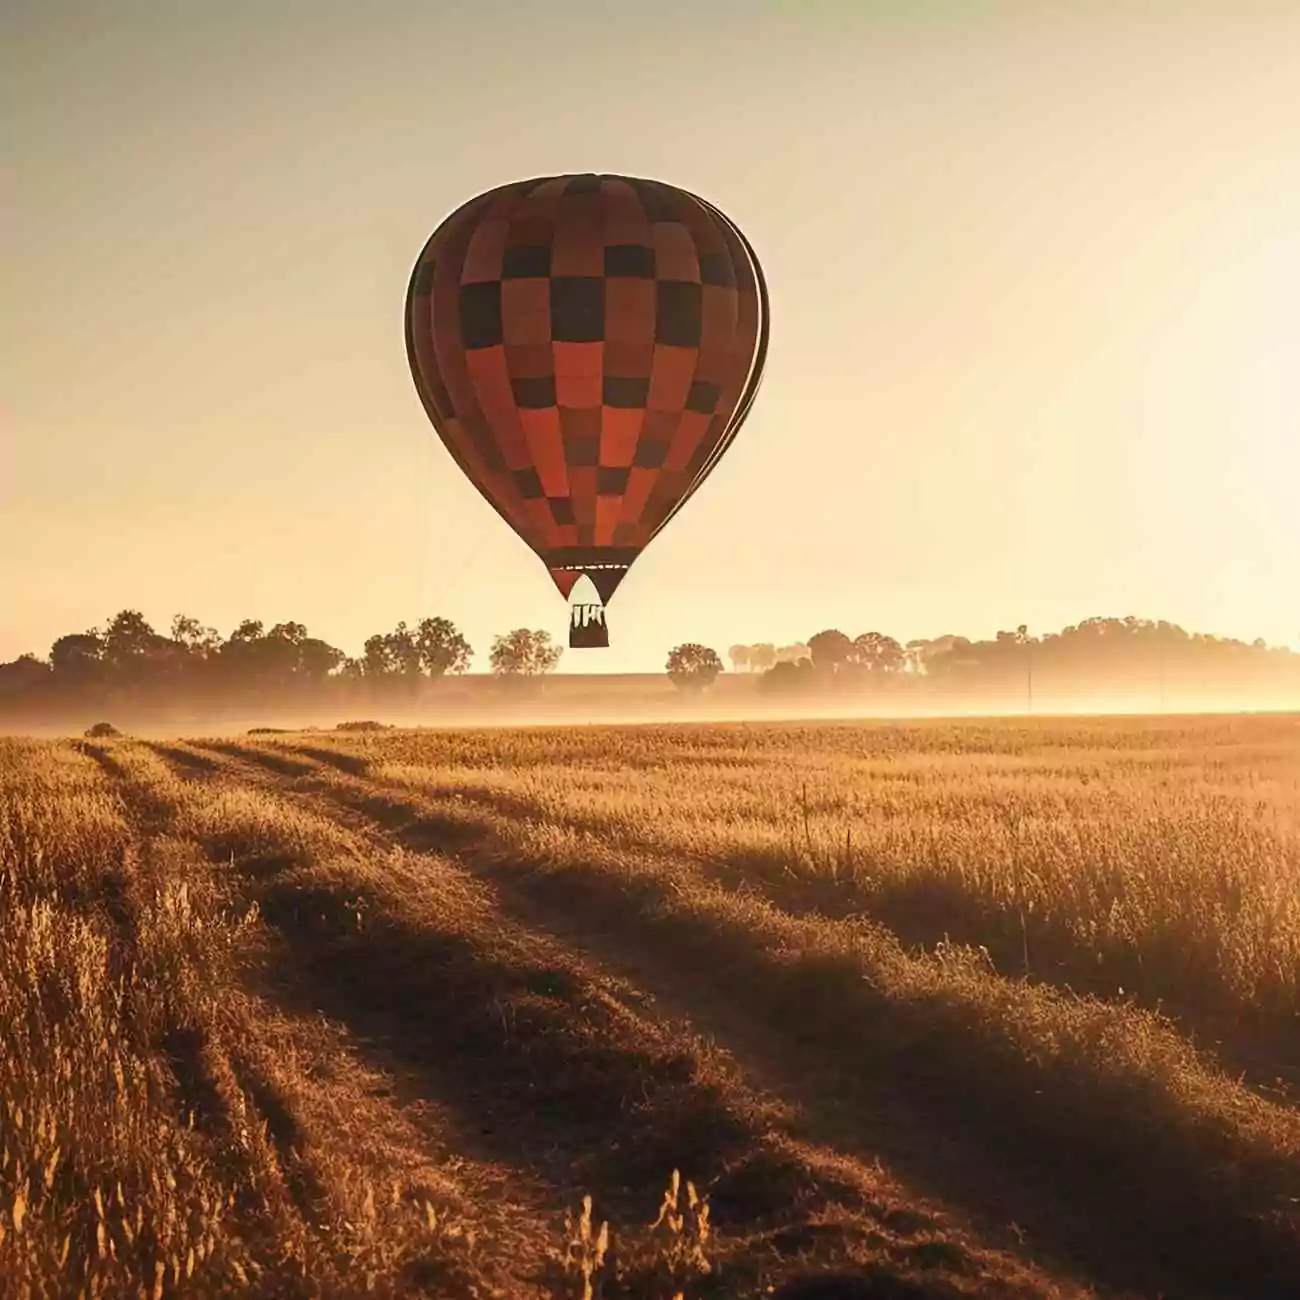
xmin=4 ymin=608 xmax=1298 ymax=740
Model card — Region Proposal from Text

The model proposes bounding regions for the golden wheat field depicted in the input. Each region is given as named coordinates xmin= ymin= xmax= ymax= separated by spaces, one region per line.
xmin=2 ymin=716 xmax=1298 ymax=1300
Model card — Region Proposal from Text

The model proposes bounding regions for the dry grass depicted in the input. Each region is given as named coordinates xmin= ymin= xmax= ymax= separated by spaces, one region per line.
xmin=0 ymin=741 xmax=527 ymax=1298
xmin=343 ymin=718 xmax=1300 ymax=1049
xmin=0 ymin=741 xmax=270 ymax=1298
xmin=2 ymin=717 xmax=1298 ymax=1299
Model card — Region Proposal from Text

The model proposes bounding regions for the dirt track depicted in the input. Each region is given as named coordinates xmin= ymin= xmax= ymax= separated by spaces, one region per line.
xmin=153 ymin=738 xmax=1070 ymax=1298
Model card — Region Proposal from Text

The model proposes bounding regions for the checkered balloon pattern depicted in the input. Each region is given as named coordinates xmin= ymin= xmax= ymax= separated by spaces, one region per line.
xmin=404 ymin=173 xmax=769 ymax=607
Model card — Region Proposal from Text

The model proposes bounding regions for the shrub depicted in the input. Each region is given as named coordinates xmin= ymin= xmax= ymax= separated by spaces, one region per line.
xmin=666 ymin=644 xmax=723 ymax=691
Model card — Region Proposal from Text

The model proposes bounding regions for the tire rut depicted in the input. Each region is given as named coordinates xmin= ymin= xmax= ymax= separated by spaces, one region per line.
xmin=275 ymin=752 xmax=1300 ymax=1108
xmin=175 ymin=740 xmax=1101 ymax=1299
xmin=94 ymin=741 xmax=543 ymax=1295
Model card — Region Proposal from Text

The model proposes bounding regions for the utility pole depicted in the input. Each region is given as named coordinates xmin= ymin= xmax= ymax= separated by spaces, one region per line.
xmin=1018 ymin=623 xmax=1033 ymax=715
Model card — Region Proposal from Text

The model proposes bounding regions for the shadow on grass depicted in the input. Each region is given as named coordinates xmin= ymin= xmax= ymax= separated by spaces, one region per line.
xmin=149 ymin=743 xmax=222 ymax=776
xmin=204 ymin=741 xmax=317 ymax=778
xmin=332 ymin=766 xmax=1300 ymax=1108
xmin=192 ymin=836 xmax=969 ymax=1294
xmin=287 ymin=745 xmax=371 ymax=776
xmin=244 ymin=862 xmax=871 ymax=1236
xmin=302 ymin=776 xmax=1300 ymax=1300
xmin=532 ymin=875 xmax=1300 ymax=1299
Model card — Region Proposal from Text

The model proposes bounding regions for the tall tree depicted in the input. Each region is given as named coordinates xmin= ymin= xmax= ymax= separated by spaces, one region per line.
xmin=415 ymin=617 xmax=473 ymax=676
xmin=102 ymin=610 xmax=169 ymax=675
xmin=666 ymin=644 xmax=723 ymax=691
xmin=229 ymin=619 xmax=265 ymax=642
xmin=382 ymin=622 xmax=423 ymax=680
xmin=489 ymin=629 xmax=562 ymax=677
xmin=267 ymin=621 xmax=309 ymax=646
xmin=362 ymin=634 xmax=395 ymax=678
xmin=171 ymin=614 xmax=222 ymax=657
xmin=0 ymin=655 xmax=52 ymax=696
xmin=759 ymin=658 xmax=817 ymax=694
xmin=851 ymin=632 xmax=904 ymax=673
xmin=295 ymin=636 xmax=345 ymax=682
xmin=808 ymin=629 xmax=852 ymax=673
xmin=49 ymin=632 xmax=105 ymax=686
xmin=213 ymin=618 xmax=344 ymax=698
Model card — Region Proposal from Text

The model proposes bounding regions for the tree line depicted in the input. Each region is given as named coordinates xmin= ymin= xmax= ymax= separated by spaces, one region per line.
xmin=666 ymin=618 xmax=1300 ymax=702
xmin=1 ymin=609 xmax=1295 ymax=720
xmin=0 ymin=611 xmax=563 ymax=721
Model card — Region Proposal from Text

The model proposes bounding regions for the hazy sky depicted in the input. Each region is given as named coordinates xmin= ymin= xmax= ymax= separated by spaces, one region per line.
xmin=6 ymin=1 xmax=1299 ymax=671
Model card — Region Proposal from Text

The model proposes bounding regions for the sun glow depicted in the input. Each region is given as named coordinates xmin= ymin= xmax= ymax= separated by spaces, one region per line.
xmin=1144 ymin=233 xmax=1300 ymax=569
xmin=1226 ymin=236 xmax=1300 ymax=426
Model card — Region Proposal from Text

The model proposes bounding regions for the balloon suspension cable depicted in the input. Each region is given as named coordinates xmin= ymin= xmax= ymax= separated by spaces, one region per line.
xmin=569 ymin=601 xmax=609 ymax=649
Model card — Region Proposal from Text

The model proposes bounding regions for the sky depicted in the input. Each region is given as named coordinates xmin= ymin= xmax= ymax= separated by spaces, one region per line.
xmin=5 ymin=1 xmax=1298 ymax=672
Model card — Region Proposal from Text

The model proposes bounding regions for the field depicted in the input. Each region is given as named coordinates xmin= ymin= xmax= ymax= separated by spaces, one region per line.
xmin=2 ymin=716 xmax=1298 ymax=1299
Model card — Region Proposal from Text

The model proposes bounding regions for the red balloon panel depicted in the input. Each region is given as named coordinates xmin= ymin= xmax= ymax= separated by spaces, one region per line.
xmin=405 ymin=174 xmax=764 ymax=595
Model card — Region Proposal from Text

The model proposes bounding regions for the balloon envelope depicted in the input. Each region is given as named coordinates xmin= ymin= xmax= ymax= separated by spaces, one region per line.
xmin=404 ymin=172 xmax=768 ymax=627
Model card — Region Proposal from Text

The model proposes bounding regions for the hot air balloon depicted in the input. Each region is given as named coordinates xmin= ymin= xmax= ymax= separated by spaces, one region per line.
xmin=404 ymin=173 xmax=769 ymax=648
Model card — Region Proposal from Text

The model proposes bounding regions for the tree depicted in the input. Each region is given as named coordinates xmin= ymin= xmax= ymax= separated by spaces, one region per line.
xmin=296 ymin=636 xmax=345 ymax=682
xmin=354 ymin=617 xmax=470 ymax=688
xmin=268 ymin=621 xmax=309 ymax=646
xmin=171 ymin=614 xmax=222 ymax=657
xmin=102 ymin=610 xmax=172 ymax=680
xmin=751 ymin=643 xmax=778 ymax=672
xmin=808 ymin=629 xmax=852 ymax=673
xmin=257 ymin=622 xmax=310 ymax=685
xmin=213 ymin=618 xmax=344 ymax=699
xmin=905 ymin=635 xmax=970 ymax=678
xmin=381 ymin=622 xmax=423 ymax=681
xmin=50 ymin=632 xmax=105 ymax=686
xmin=728 ymin=644 xmax=751 ymax=673
xmin=759 ymin=658 xmax=817 ymax=694
xmin=850 ymin=631 xmax=904 ymax=674
xmin=415 ymin=616 xmax=472 ymax=676
xmin=338 ymin=657 xmax=366 ymax=681
xmin=0 ymin=655 xmax=51 ymax=695
xmin=490 ymin=629 xmax=562 ymax=677
xmin=666 ymin=643 xmax=722 ymax=691
xmin=103 ymin=610 xmax=161 ymax=657
xmin=229 ymin=619 xmax=264 ymax=642
xmin=362 ymin=633 xmax=396 ymax=678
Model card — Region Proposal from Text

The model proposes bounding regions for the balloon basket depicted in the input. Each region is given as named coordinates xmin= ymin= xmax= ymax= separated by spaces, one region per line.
xmin=570 ymin=603 xmax=609 ymax=649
